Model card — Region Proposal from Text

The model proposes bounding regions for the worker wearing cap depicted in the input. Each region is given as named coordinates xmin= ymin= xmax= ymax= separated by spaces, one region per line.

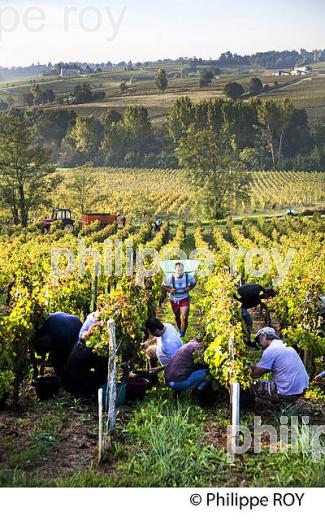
xmin=249 ymin=327 xmax=309 ymax=401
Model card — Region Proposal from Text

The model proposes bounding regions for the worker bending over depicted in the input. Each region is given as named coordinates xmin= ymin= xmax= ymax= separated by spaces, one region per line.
xmin=142 ymin=318 xmax=182 ymax=368
xmin=237 ymin=284 xmax=276 ymax=329
xmin=62 ymin=310 xmax=107 ymax=397
xmin=33 ymin=312 xmax=82 ymax=377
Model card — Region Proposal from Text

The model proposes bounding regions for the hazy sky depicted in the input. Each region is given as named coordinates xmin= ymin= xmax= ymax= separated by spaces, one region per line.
xmin=1 ymin=0 xmax=325 ymax=67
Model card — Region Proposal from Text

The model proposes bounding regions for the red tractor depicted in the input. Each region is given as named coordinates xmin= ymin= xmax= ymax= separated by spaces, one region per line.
xmin=42 ymin=208 xmax=74 ymax=232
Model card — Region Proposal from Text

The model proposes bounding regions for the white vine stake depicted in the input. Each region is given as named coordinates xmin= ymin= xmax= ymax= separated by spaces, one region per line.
xmin=98 ymin=318 xmax=117 ymax=462
xmin=98 ymin=388 xmax=103 ymax=463
xmin=229 ymin=336 xmax=240 ymax=461
xmin=107 ymin=318 xmax=117 ymax=438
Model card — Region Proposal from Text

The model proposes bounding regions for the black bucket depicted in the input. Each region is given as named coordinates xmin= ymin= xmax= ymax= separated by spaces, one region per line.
xmin=131 ymin=370 xmax=159 ymax=388
xmin=126 ymin=377 xmax=149 ymax=401
xmin=33 ymin=376 xmax=61 ymax=400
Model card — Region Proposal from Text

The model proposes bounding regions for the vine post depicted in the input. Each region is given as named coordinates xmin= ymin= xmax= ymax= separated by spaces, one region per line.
xmin=107 ymin=318 xmax=117 ymax=438
xmin=98 ymin=388 xmax=104 ymax=463
xmin=98 ymin=318 xmax=117 ymax=463
xmin=229 ymin=336 xmax=240 ymax=460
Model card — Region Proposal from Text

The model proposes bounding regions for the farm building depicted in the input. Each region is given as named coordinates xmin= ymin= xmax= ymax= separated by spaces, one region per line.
xmin=60 ymin=67 xmax=83 ymax=77
xmin=291 ymin=65 xmax=312 ymax=76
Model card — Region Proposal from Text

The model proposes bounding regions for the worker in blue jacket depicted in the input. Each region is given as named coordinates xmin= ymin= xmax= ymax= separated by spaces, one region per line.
xmin=33 ymin=312 xmax=82 ymax=376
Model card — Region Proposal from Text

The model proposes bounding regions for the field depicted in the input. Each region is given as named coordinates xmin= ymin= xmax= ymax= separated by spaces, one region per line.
xmin=2 ymin=64 xmax=324 ymax=127
xmin=47 ymin=168 xmax=325 ymax=223
xmin=261 ymin=74 xmax=325 ymax=128
xmin=0 ymin=172 xmax=324 ymax=487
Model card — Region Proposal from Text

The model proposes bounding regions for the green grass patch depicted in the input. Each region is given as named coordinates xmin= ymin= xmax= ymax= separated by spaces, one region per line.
xmin=54 ymin=395 xmax=227 ymax=488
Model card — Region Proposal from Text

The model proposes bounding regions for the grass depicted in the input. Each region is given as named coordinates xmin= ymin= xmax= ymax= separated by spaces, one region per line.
xmin=243 ymin=429 xmax=325 ymax=487
xmin=112 ymin=396 xmax=226 ymax=487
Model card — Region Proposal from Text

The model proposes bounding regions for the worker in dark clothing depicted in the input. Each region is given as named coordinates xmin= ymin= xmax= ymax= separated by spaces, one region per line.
xmin=61 ymin=340 xmax=108 ymax=397
xmin=153 ymin=218 xmax=163 ymax=233
xmin=61 ymin=312 xmax=107 ymax=397
xmin=237 ymin=284 xmax=276 ymax=329
xmin=33 ymin=312 xmax=82 ymax=376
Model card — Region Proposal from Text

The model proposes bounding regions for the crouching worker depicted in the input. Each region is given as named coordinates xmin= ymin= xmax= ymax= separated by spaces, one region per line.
xmin=152 ymin=340 xmax=209 ymax=394
xmin=249 ymin=327 xmax=309 ymax=402
xmin=33 ymin=312 xmax=82 ymax=377
xmin=142 ymin=318 xmax=182 ymax=369
xmin=62 ymin=310 xmax=107 ymax=397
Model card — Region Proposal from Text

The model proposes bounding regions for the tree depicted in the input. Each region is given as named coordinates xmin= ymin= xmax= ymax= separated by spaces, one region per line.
xmin=35 ymin=109 xmax=76 ymax=146
xmin=199 ymin=70 xmax=214 ymax=88
xmin=222 ymin=100 xmax=259 ymax=150
xmin=103 ymin=109 xmax=123 ymax=128
xmin=0 ymin=113 xmax=53 ymax=226
xmin=257 ymin=98 xmax=295 ymax=170
xmin=167 ymin=96 xmax=195 ymax=145
xmin=120 ymin=82 xmax=128 ymax=94
xmin=73 ymin=84 xmax=92 ymax=104
xmin=31 ymin=84 xmax=42 ymax=105
xmin=65 ymin=163 xmax=100 ymax=214
xmin=46 ymin=89 xmax=56 ymax=104
xmin=155 ymin=69 xmax=168 ymax=93
xmin=70 ymin=115 xmax=104 ymax=154
xmin=176 ymin=129 xmax=250 ymax=218
xmin=102 ymin=121 xmax=128 ymax=165
xmin=248 ymin=77 xmax=263 ymax=94
xmin=39 ymin=90 xmax=49 ymax=105
xmin=239 ymin=147 xmax=263 ymax=171
xmin=123 ymin=105 xmax=153 ymax=152
xmin=223 ymin=82 xmax=244 ymax=100
xmin=22 ymin=93 xmax=34 ymax=107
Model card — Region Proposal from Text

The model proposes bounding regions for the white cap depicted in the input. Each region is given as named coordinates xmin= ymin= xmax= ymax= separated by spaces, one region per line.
xmin=255 ymin=327 xmax=279 ymax=340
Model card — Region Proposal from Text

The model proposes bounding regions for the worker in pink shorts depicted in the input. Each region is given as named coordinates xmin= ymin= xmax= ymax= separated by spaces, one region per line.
xmin=162 ymin=262 xmax=196 ymax=338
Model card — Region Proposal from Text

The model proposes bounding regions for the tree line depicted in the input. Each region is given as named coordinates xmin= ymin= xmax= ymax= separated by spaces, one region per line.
xmin=216 ymin=49 xmax=325 ymax=68
xmin=1 ymin=96 xmax=325 ymax=225
xmin=14 ymin=96 xmax=322 ymax=171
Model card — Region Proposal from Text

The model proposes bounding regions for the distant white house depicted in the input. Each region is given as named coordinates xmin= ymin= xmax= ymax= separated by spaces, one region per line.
xmin=60 ymin=67 xmax=82 ymax=77
xmin=291 ymin=66 xmax=312 ymax=76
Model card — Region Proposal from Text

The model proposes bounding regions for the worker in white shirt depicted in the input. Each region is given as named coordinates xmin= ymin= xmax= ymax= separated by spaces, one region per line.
xmin=142 ymin=318 xmax=182 ymax=367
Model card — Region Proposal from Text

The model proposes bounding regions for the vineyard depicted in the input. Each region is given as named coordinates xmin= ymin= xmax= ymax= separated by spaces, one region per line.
xmin=262 ymin=74 xmax=325 ymax=128
xmin=0 ymin=207 xmax=324 ymax=487
xmin=32 ymin=167 xmax=325 ymax=224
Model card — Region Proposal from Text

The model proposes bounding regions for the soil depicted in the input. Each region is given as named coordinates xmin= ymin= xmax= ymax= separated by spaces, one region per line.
xmin=0 ymin=390 xmax=134 ymax=482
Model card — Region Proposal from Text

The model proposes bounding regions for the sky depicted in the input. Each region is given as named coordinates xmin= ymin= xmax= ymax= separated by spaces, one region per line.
xmin=1 ymin=0 xmax=325 ymax=67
